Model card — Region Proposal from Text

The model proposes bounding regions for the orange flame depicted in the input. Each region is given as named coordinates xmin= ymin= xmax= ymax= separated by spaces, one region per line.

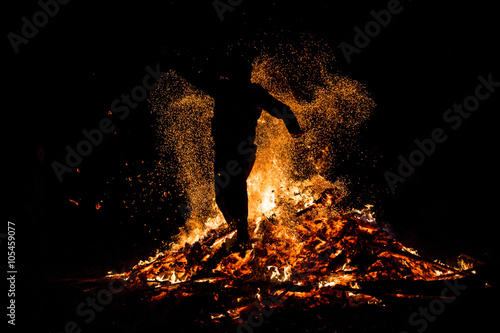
xmin=107 ymin=36 xmax=472 ymax=317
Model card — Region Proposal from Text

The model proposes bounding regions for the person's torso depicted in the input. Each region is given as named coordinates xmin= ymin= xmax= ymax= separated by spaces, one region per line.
xmin=211 ymin=81 xmax=263 ymax=149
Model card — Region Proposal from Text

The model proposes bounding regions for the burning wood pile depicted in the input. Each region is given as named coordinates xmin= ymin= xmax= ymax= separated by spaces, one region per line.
xmin=101 ymin=40 xmax=486 ymax=332
xmin=107 ymin=184 xmax=474 ymax=328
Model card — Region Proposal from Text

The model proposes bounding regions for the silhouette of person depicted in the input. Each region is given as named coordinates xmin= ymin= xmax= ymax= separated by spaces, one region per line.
xmin=165 ymin=54 xmax=304 ymax=250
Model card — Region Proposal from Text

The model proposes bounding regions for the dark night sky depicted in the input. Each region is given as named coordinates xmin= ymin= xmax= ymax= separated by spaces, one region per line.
xmin=4 ymin=0 xmax=500 ymax=265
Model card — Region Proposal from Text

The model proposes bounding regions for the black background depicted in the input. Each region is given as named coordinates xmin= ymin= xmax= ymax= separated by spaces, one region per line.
xmin=3 ymin=0 xmax=500 ymax=331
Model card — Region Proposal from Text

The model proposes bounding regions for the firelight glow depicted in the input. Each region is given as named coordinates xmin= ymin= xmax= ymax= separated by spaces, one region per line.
xmin=106 ymin=36 xmax=472 ymax=319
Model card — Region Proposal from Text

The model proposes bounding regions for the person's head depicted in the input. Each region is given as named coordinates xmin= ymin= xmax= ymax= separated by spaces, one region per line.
xmin=216 ymin=56 xmax=253 ymax=85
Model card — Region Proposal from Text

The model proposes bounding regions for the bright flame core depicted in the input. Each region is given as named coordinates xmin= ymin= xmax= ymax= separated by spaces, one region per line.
xmin=150 ymin=38 xmax=375 ymax=249
xmin=105 ymin=37 xmax=473 ymax=321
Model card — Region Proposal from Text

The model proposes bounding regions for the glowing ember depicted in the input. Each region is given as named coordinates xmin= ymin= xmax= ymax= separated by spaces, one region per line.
xmin=106 ymin=36 xmax=473 ymax=320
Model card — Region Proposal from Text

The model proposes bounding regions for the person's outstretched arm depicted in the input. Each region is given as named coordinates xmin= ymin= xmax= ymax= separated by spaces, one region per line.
xmin=252 ymin=84 xmax=305 ymax=137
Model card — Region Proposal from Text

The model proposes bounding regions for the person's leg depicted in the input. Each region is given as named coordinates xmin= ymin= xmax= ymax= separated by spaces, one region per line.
xmin=228 ymin=151 xmax=255 ymax=243
xmin=214 ymin=147 xmax=256 ymax=243
xmin=214 ymin=150 xmax=236 ymax=229
xmin=226 ymin=176 xmax=250 ymax=243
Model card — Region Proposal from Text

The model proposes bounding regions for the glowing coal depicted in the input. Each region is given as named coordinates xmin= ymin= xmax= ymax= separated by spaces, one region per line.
xmin=106 ymin=36 xmax=472 ymax=322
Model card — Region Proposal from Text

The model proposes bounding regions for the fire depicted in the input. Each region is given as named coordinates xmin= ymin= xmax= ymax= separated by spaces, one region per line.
xmin=106 ymin=36 xmax=474 ymax=321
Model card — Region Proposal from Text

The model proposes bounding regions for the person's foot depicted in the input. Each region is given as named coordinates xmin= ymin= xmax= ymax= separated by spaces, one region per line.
xmin=224 ymin=229 xmax=250 ymax=253
xmin=229 ymin=239 xmax=250 ymax=253
xmin=224 ymin=234 xmax=237 ymax=252
xmin=236 ymin=231 xmax=249 ymax=244
xmin=224 ymin=233 xmax=250 ymax=253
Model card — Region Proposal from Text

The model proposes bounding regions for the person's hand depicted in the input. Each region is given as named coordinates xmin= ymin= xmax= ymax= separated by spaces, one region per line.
xmin=290 ymin=129 xmax=305 ymax=138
